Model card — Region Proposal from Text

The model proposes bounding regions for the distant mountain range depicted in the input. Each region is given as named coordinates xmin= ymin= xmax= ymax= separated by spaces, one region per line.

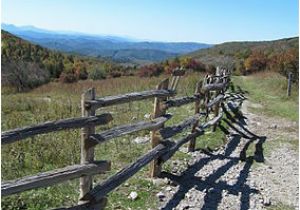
xmin=2 ymin=23 xmax=212 ymax=64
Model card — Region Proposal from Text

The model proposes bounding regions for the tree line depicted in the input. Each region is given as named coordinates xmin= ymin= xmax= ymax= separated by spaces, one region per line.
xmin=2 ymin=30 xmax=298 ymax=92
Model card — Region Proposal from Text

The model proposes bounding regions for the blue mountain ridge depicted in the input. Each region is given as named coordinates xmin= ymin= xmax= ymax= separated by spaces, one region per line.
xmin=2 ymin=23 xmax=212 ymax=63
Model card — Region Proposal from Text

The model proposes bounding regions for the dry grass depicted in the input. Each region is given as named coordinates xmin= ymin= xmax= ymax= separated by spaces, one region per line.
xmin=2 ymin=73 xmax=209 ymax=210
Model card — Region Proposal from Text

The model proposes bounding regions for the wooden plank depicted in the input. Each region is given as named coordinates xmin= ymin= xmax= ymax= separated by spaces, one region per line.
xmin=215 ymin=66 xmax=221 ymax=83
xmin=81 ymin=144 xmax=168 ymax=203
xmin=202 ymin=82 xmax=227 ymax=92
xmin=85 ymin=89 xmax=175 ymax=110
xmin=150 ymin=78 xmax=169 ymax=177
xmin=163 ymin=95 xmax=199 ymax=109
xmin=2 ymin=161 xmax=110 ymax=196
xmin=1 ymin=114 xmax=113 ymax=145
xmin=211 ymin=68 xmax=222 ymax=132
xmin=162 ymin=112 xmax=223 ymax=162
xmin=172 ymin=76 xmax=180 ymax=91
xmin=211 ymin=75 xmax=230 ymax=79
xmin=89 ymin=114 xmax=172 ymax=144
xmin=196 ymin=112 xmax=223 ymax=132
xmin=159 ymin=114 xmax=201 ymax=139
xmin=79 ymin=113 xmax=224 ymax=204
xmin=169 ymin=75 xmax=176 ymax=91
xmin=162 ymin=112 xmax=223 ymax=161
xmin=188 ymin=81 xmax=202 ymax=152
xmin=203 ymin=86 xmax=211 ymax=121
xmin=206 ymin=94 xmax=224 ymax=109
xmin=79 ymin=88 xmax=96 ymax=204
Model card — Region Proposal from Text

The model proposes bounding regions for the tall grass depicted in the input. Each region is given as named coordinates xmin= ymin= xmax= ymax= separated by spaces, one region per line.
xmin=2 ymin=73 xmax=211 ymax=209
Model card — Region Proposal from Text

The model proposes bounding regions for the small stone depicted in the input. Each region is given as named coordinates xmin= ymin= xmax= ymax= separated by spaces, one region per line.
xmin=128 ymin=191 xmax=138 ymax=200
xmin=144 ymin=113 xmax=151 ymax=119
xmin=163 ymin=177 xmax=170 ymax=184
xmin=172 ymin=167 xmax=178 ymax=173
xmin=133 ymin=136 xmax=150 ymax=144
xmin=172 ymin=160 xmax=179 ymax=166
xmin=262 ymin=196 xmax=271 ymax=206
xmin=124 ymin=182 xmax=130 ymax=187
xmin=269 ymin=124 xmax=277 ymax=129
xmin=165 ymin=186 xmax=172 ymax=191
xmin=182 ymin=205 xmax=190 ymax=209
xmin=156 ymin=192 xmax=165 ymax=201
xmin=250 ymin=180 xmax=256 ymax=186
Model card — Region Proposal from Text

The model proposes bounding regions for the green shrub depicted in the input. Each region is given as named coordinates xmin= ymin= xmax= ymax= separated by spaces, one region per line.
xmin=88 ymin=67 xmax=107 ymax=80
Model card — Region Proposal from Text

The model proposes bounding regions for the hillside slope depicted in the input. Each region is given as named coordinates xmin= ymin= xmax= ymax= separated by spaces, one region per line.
xmin=184 ymin=37 xmax=299 ymax=77
xmin=1 ymin=30 xmax=128 ymax=92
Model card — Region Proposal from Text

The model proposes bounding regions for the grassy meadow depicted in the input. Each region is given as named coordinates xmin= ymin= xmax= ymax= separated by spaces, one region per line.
xmin=2 ymin=73 xmax=210 ymax=209
xmin=232 ymin=72 xmax=299 ymax=122
xmin=2 ymin=72 xmax=298 ymax=209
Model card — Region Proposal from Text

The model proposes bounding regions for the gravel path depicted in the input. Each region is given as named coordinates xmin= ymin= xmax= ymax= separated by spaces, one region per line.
xmin=156 ymin=100 xmax=299 ymax=210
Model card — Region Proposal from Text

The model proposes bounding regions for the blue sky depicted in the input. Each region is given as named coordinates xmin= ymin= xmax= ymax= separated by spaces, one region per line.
xmin=1 ymin=0 xmax=299 ymax=43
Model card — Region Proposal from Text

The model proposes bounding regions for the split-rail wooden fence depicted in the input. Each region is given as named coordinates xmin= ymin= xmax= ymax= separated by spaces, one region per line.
xmin=2 ymin=68 xmax=231 ymax=209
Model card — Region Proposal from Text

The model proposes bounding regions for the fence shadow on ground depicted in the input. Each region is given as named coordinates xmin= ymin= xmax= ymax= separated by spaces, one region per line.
xmin=159 ymin=82 xmax=267 ymax=210
xmin=160 ymin=134 xmax=266 ymax=210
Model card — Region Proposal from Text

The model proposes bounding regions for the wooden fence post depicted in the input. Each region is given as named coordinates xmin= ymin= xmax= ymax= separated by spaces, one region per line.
xmin=204 ymin=74 xmax=211 ymax=122
xmin=150 ymin=78 xmax=169 ymax=178
xmin=212 ymin=69 xmax=221 ymax=132
xmin=287 ymin=72 xmax=292 ymax=97
xmin=188 ymin=81 xmax=202 ymax=152
xmin=79 ymin=88 xmax=107 ymax=209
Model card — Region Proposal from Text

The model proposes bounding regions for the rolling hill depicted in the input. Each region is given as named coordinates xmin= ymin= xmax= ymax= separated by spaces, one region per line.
xmin=183 ymin=37 xmax=299 ymax=76
xmin=1 ymin=30 xmax=130 ymax=92
xmin=2 ymin=23 xmax=212 ymax=64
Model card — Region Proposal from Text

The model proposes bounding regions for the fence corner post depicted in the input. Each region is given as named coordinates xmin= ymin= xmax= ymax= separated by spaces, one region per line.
xmin=150 ymin=78 xmax=169 ymax=178
xmin=79 ymin=88 xmax=95 ymax=203
xmin=79 ymin=88 xmax=107 ymax=209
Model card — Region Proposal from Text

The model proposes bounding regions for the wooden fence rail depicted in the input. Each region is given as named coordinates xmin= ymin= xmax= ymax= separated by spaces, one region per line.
xmin=89 ymin=114 xmax=172 ymax=145
xmin=2 ymin=68 xmax=233 ymax=209
xmin=2 ymin=113 xmax=113 ymax=144
xmin=85 ymin=89 xmax=175 ymax=109
xmin=2 ymin=161 xmax=110 ymax=196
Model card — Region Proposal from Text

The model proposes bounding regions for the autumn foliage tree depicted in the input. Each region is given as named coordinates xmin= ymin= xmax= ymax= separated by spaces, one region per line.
xmin=268 ymin=49 xmax=299 ymax=79
xmin=137 ymin=63 xmax=163 ymax=77
xmin=181 ymin=57 xmax=206 ymax=72
xmin=244 ymin=50 xmax=268 ymax=74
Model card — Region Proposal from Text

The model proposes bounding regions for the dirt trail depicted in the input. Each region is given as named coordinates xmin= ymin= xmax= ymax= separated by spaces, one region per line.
xmin=157 ymin=100 xmax=299 ymax=210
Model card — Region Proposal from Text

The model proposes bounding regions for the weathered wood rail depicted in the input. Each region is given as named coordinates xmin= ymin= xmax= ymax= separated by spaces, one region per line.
xmin=2 ymin=68 xmax=233 ymax=209
xmin=2 ymin=114 xmax=113 ymax=144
